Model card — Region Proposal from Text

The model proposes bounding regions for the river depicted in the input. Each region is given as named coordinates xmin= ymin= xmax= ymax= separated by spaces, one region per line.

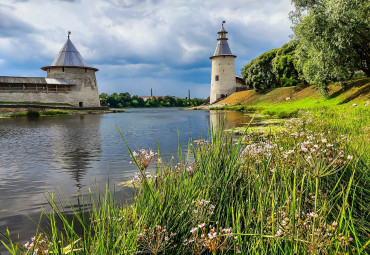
xmin=0 ymin=108 xmax=258 ymax=251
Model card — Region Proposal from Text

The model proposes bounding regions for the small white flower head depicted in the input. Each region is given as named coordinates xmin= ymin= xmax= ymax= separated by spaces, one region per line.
xmin=198 ymin=223 xmax=205 ymax=228
xmin=347 ymin=155 xmax=353 ymax=160
xmin=190 ymin=227 xmax=198 ymax=233
xmin=208 ymin=232 xmax=217 ymax=239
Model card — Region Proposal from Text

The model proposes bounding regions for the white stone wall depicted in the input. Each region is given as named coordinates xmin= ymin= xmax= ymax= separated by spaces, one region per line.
xmin=47 ymin=67 xmax=100 ymax=107
xmin=0 ymin=92 xmax=75 ymax=105
xmin=0 ymin=67 xmax=101 ymax=107
xmin=210 ymin=55 xmax=237 ymax=104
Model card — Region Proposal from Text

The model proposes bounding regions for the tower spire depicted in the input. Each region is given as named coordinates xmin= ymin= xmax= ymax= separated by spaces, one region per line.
xmin=210 ymin=21 xmax=235 ymax=59
xmin=68 ymin=31 xmax=71 ymax=39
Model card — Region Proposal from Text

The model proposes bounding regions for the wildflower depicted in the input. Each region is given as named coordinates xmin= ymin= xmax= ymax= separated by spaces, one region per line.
xmin=347 ymin=155 xmax=353 ymax=160
xmin=130 ymin=148 xmax=158 ymax=170
xmin=222 ymin=227 xmax=232 ymax=234
xmin=307 ymin=212 xmax=318 ymax=218
xmin=183 ymin=239 xmax=188 ymax=246
xmin=275 ymin=229 xmax=283 ymax=237
xmin=190 ymin=227 xmax=198 ymax=233
xmin=198 ymin=223 xmax=205 ymax=228
xmin=208 ymin=232 xmax=217 ymax=239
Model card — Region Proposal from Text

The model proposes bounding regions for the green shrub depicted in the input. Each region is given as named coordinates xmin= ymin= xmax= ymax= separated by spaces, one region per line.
xmin=27 ymin=109 xmax=40 ymax=118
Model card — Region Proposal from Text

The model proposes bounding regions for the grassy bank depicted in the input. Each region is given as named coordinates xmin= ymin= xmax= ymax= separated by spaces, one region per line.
xmin=0 ymin=108 xmax=116 ymax=118
xmin=210 ymin=78 xmax=370 ymax=118
xmin=1 ymin=105 xmax=369 ymax=254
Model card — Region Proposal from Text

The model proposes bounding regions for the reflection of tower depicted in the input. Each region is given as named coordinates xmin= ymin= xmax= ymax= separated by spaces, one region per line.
xmin=50 ymin=115 xmax=102 ymax=189
xmin=41 ymin=32 xmax=100 ymax=107
xmin=209 ymin=110 xmax=254 ymax=131
xmin=210 ymin=21 xmax=237 ymax=104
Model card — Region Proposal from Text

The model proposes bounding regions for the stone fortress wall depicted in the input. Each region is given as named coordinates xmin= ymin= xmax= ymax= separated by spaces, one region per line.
xmin=45 ymin=67 xmax=100 ymax=107
xmin=0 ymin=35 xmax=101 ymax=108
xmin=0 ymin=67 xmax=100 ymax=107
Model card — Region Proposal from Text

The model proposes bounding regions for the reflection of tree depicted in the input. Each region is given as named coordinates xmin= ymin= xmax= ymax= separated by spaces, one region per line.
xmin=209 ymin=110 xmax=254 ymax=131
xmin=49 ymin=115 xmax=102 ymax=190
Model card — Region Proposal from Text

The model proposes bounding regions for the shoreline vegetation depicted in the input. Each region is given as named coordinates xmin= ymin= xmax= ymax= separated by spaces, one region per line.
xmin=99 ymin=92 xmax=206 ymax=108
xmin=1 ymin=96 xmax=369 ymax=254
xmin=0 ymin=107 xmax=115 ymax=118
xmin=193 ymin=77 xmax=370 ymax=119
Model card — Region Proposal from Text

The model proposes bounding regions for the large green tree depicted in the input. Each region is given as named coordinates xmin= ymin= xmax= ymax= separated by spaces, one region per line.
xmin=290 ymin=0 xmax=370 ymax=94
xmin=241 ymin=49 xmax=278 ymax=91
xmin=272 ymin=41 xmax=303 ymax=87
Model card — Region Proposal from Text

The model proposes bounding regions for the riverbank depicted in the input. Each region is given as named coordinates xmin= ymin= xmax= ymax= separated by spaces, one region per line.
xmin=0 ymin=104 xmax=117 ymax=118
xmin=192 ymin=77 xmax=370 ymax=118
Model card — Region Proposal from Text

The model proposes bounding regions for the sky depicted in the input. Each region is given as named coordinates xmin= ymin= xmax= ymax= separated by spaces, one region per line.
xmin=0 ymin=0 xmax=295 ymax=99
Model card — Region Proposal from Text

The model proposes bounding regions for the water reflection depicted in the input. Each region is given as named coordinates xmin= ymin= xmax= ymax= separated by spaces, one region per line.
xmin=49 ymin=115 xmax=101 ymax=189
xmin=209 ymin=110 xmax=257 ymax=130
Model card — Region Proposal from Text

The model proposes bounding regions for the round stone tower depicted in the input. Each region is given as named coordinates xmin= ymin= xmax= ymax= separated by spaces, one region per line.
xmin=41 ymin=33 xmax=100 ymax=107
xmin=210 ymin=22 xmax=237 ymax=104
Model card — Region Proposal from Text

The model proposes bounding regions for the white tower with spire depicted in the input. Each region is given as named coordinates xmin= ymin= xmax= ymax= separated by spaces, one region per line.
xmin=210 ymin=22 xmax=237 ymax=104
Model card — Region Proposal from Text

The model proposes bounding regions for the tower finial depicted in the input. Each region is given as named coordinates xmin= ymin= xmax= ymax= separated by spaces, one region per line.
xmin=222 ymin=20 xmax=226 ymax=24
xmin=68 ymin=31 xmax=71 ymax=39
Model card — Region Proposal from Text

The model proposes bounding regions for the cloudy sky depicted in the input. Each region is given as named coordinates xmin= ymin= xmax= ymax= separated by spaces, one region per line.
xmin=0 ymin=0 xmax=294 ymax=98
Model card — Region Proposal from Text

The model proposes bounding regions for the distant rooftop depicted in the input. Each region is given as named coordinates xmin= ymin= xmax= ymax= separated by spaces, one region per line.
xmin=0 ymin=76 xmax=75 ymax=85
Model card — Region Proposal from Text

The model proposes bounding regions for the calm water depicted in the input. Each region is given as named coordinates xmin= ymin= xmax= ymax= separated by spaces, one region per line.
xmin=0 ymin=108 xmax=257 ymax=250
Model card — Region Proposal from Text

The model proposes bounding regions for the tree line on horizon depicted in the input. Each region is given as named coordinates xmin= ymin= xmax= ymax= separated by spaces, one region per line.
xmin=241 ymin=0 xmax=369 ymax=95
xmin=99 ymin=92 xmax=206 ymax=108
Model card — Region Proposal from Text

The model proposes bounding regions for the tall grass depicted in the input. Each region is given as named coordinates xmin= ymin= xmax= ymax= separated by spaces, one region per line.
xmin=1 ymin=107 xmax=369 ymax=254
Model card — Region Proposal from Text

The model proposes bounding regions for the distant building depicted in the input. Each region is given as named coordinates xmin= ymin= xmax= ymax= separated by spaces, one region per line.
xmin=138 ymin=96 xmax=167 ymax=102
xmin=138 ymin=89 xmax=174 ymax=101
xmin=209 ymin=22 xmax=246 ymax=104
xmin=0 ymin=33 xmax=100 ymax=107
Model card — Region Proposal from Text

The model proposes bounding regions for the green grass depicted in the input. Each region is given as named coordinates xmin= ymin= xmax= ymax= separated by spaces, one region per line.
xmin=211 ymin=96 xmax=365 ymax=119
xmin=1 ymin=106 xmax=369 ymax=254
xmin=42 ymin=110 xmax=69 ymax=116
xmin=7 ymin=112 xmax=28 ymax=117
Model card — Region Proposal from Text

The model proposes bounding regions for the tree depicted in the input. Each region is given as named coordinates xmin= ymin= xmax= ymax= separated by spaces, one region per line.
xmin=272 ymin=41 xmax=303 ymax=87
xmin=241 ymin=49 xmax=278 ymax=91
xmin=290 ymin=0 xmax=370 ymax=95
